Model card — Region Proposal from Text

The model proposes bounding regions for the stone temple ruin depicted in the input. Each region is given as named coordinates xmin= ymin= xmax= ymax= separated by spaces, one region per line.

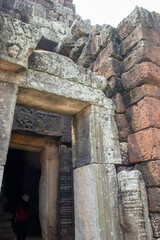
xmin=0 ymin=0 xmax=160 ymax=239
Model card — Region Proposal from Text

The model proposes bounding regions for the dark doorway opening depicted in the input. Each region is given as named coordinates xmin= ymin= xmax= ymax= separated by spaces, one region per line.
xmin=0 ymin=148 xmax=41 ymax=239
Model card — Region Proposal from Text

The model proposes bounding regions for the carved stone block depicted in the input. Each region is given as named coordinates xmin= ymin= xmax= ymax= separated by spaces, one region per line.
xmin=0 ymin=11 xmax=41 ymax=71
xmin=118 ymin=170 xmax=153 ymax=240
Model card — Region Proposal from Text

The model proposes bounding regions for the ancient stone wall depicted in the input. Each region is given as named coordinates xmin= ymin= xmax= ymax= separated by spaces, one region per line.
xmin=0 ymin=1 xmax=160 ymax=239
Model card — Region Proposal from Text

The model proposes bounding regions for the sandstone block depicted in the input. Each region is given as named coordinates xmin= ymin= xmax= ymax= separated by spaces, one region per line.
xmin=29 ymin=50 xmax=107 ymax=91
xmin=128 ymin=128 xmax=160 ymax=163
xmin=74 ymin=164 xmax=123 ymax=240
xmin=117 ymin=170 xmax=153 ymax=240
xmin=122 ymin=62 xmax=160 ymax=91
xmin=123 ymin=41 xmax=160 ymax=72
xmin=93 ymin=56 xmax=121 ymax=80
xmin=147 ymin=188 xmax=160 ymax=212
xmin=115 ymin=114 xmax=130 ymax=141
xmin=105 ymin=77 xmax=124 ymax=98
xmin=0 ymin=82 xmax=18 ymax=165
xmin=69 ymin=36 xmax=88 ymax=62
xmin=126 ymin=97 xmax=160 ymax=132
xmin=77 ymin=41 xmax=93 ymax=68
xmin=136 ymin=160 xmax=160 ymax=187
xmin=117 ymin=6 xmax=155 ymax=40
xmin=56 ymin=33 xmax=76 ymax=56
xmin=119 ymin=142 xmax=129 ymax=165
xmin=72 ymin=105 xmax=121 ymax=168
xmin=150 ymin=213 xmax=160 ymax=238
xmin=0 ymin=11 xmax=41 ymax=71
xmin=122 ymin=24 xmax=160 ymax=56
xmin=124 ymin=84 xmax=160 ymax=108
xmin=114 ymin=93 xmax=125 ymax=114
xmin=71 ymin=19 xmax=91 ymax=38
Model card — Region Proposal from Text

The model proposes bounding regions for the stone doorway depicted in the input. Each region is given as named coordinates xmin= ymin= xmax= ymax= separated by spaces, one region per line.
xmin=0 ymin=148 xmax=41 ymax=239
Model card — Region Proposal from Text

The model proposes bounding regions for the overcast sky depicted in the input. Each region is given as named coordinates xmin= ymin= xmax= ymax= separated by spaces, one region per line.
xmin=73 ymin=0 xmax=160 ymax=27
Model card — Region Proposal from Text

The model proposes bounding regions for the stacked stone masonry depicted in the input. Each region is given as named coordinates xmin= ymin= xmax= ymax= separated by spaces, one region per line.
xmin=0 ymin=1 xmax=160 ymax=239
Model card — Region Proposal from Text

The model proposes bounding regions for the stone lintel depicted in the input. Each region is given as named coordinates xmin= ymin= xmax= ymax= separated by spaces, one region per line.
xmin=74 ymin=163 xmax=123 ymax=240
xmin=72 ymin=105 xmax=121 ymax=168
xmin=0 ymin=82 xmax=18 ymax=165
xmin=17 ymin=69 xmax=114 ymax=115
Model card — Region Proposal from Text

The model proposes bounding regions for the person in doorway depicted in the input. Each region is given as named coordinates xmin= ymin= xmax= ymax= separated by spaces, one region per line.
xmin=15 ymin=194 xmax=30 ymax=240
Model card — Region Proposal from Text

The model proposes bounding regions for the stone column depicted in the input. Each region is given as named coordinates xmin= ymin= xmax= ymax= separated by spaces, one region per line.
xmin=39 ymin=142 xmax=59 ymax=240
xmin=0 ymin=82 xmax=18 ymax=191
xmin=72 ymin=105 xmax=123 ymax=240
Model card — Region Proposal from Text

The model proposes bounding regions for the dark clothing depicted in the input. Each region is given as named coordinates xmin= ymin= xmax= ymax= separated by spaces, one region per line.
xmin=16 ymin=221 xmax=29 ymax=240
xmin=16 ymin=201 xmax=30 ymax=240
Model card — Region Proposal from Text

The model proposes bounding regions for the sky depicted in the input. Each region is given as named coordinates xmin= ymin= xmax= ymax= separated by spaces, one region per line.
xmin=73 ymin=0 xmax=160 ymax=27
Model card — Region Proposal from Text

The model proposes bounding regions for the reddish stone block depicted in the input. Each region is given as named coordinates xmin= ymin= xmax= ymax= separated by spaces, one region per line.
xmin=123 ymin=40 xmax=160 ymax=72
xmin=121 ymin=24 xmax=160 ymax=56
xmin=128 ymin=128 xmax=160 ymax=163
xmin=122 ymin=62 xmax=160 ymax=91
xmin=136 ymin=160 xmax=160 ymax=187
xmin=93 ymin=56 xmax=121 ymax=80
xmin=150 ymin=213 xmax=160 ymax=238
xmin=124 ymin=84 xmax=160 ymax=108
xmin=117 ymin=7 xmax=155 ymax=40
xmin=147 ymin=188 xmax=160 ymax=212
xmin=126 ymin=97 xmax=160 ymax=132
xmin=105 ymin=77 xmax=124 ymax=98
xmin=115 ymin=114 xmax=130 ymax=142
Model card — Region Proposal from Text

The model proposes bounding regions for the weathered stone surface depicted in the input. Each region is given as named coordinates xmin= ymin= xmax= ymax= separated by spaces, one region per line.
xmin=0 ymin=82 xmax=18 ymax=165
xmin=147 ymin=188 xmax=160 ymax=212
xmin=117 ymin=6 xmax=156 ymax=40
xmin=136 ymin=160 xmax=160 ymax=187
xmin=69 ymin=36 xmax=88 ymax=62
xmin=114 ymin=93 xmax=125 ymax=114
xmin=56 ymin=33 xmax=76 ymax=56
xmin=124 ymin=84 xmax=160 ymax=108
xmin=71 ymin=19 xmax=91 ymax=38
xmin=77 ymin=41 xmax=93 ymax=68
xmin=19 ymin=69 xmax=113 ymax=115
xmin=39 ymin=143 xmax=59 ymax=240
xmin=128 ymin=128 xmax=160 ymax=163
xmin=122 ymin=62 xmax=160 ymax=91
xmin=72 ymin=105 xmax=121 ymax=168
xmin=37 ymin=21 xmax=70 ymax=51
xmin=126 ymin=97 xmax=160 ymax=132
xmin=122 ymin=24 xmax=160 ymax=56
xmin=0 ymin=0 xmax=3 ymax=9
xmin=150 ymin=213 xmax=160 ymax=238
xmin=123 ymin=41 xmax=160 ymax=72
xmin=29 ymin=50 xmax=107 ymax=91
xmin=90 ymin=26 xmax=121 ymax=59
xmin=93 ymin=56 xmax=121 ymax=80
xmin=105 ymin=77 xmax=124 ymax=98
xmin=12 ymin=106 xmax=72 ymax=140
xmin=74 ymin=164 xmax=123 ymax=240
xmin=0 ymin=166 xmax=4 ymax=193
xmin=118 ymin=170 xmax=153 ymax=240
xmin=119 ymin=142 xmax=129 ymax=165
xmin=115 ymin=114 xmax=130 ymax=142
xmin=0 ymin=11 xmax=41 ymax=71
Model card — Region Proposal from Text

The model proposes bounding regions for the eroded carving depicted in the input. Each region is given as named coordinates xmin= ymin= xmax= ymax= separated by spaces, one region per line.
xmin=0 ymin=11 xmax=41 ymax=71
xmin=118 ymin=170 xmax=153 ymax=240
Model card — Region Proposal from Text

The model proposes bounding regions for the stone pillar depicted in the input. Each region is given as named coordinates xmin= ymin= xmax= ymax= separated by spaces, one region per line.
xmin=72 ymin=105 xmax=123 ymax=240
xmin=0 ymin=82 xmax=18 ymax=192
xmin=39 ymin=142 xmax=59 ymax=240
